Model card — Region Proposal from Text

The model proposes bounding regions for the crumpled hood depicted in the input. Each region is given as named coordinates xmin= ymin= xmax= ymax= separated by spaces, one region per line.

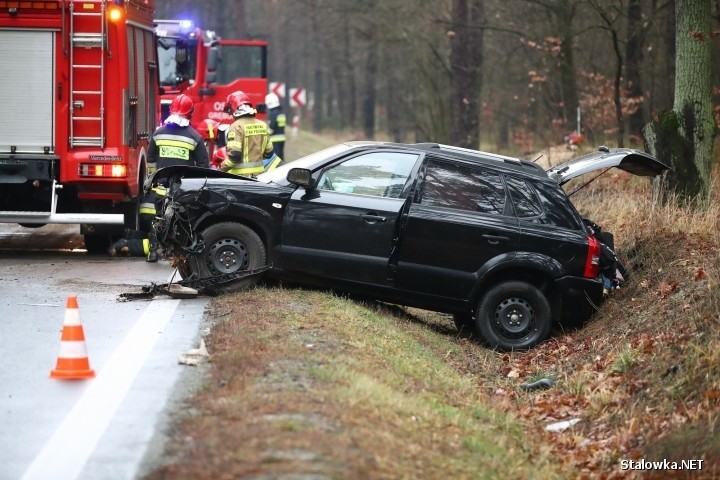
xmin=145 ymin=165 xmax=255 ymax=194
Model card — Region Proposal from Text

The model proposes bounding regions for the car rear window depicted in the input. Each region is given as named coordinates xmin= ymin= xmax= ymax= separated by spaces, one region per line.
xmin=420 ymin=160 xmax=506 ymax=215
xmin=532 ymin=182 xmax=584 ymax=230
xmin=505 ymin=177 xmax=542 ymax=218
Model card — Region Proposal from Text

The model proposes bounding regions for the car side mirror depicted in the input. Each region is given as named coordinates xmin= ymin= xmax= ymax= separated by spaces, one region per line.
xmin=287 ymin=168 xmax=313 ymax=188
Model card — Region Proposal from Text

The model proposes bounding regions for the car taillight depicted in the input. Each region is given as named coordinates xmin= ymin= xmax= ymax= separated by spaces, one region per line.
xmin=583 ymin=235 xmax=601 ymax=279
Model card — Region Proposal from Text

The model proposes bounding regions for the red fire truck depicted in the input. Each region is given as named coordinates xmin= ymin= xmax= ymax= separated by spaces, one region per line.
xmin=0 ymin=0 xmax=157 ymax=252
xmin=154 ymin=19 xmax=268 ymax=125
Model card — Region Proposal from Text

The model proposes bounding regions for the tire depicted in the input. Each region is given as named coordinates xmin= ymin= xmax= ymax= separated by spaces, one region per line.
xmin=188 ymin=222 xmax=266 ymax=293
xmin=475 ymin=281 xmax=552 ymax=350
xmin=452 ymin=312 xmax=477 ymax=336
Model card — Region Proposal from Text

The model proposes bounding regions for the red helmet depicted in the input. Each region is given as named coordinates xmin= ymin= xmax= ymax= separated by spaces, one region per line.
xmin=225 ymin=91 xmax=252 ymax=114
xmin=169 ymin=94 xmax=194 ymax=117
xmin=196 ymin=118 xmax=220 ymax=140
xmin=211 ymin=146 xmax=227 ymax=169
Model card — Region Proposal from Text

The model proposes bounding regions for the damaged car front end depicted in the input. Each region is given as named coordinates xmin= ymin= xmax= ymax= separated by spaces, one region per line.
xmin=149 ymin=166 xmax=290 ymax=291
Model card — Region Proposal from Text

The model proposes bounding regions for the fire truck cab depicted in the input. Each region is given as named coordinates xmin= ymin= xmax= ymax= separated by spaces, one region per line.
xmin=154 ymin=19 xmax=268 ymax=126
xmin=0 ymin=0 xmax=158 ymax=252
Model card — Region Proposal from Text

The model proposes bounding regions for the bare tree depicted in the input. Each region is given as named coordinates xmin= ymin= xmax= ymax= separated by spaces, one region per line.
xmin=450 ymin=0 xmax=485 ymax=148
xmin=589 ymin=1 xmax=626 ymax=147
xmin=625 ymin=0 xmax=646 ymax=138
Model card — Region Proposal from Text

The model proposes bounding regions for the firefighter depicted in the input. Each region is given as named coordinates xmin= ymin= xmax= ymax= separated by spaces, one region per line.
xmin=107 ymin=229 xmax=151 ymax=257
xmin=220 ymin=91 xmax=281 ymax=175
xmin=264 ymin=93 xmax=286 ymax=161
xmin=142 ymin=93 xmax=209 ymax=262
xmin=195 ymin=118 xmax=229 ymax=169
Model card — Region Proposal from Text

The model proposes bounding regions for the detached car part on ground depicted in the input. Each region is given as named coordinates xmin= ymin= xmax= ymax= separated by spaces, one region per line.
xmin=148 ymin=143 xmax=668 ymax=350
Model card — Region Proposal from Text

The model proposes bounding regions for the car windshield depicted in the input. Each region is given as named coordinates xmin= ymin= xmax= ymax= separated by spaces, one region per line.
xmin=257 ymin=144 xmax=352 ymax=184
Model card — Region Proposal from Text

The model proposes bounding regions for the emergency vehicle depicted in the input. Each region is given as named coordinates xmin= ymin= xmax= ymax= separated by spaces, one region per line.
xmin=154 ymin=19 xmax=268 ymax=125
xmin=0 ymin=0 xmax=158 ymax=252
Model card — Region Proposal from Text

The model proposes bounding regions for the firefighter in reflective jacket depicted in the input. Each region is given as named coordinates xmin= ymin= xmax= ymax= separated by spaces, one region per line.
xmin=265 ymin=93 xmax=286 ymax=160
xmin=141 ymin=93 xmax=209 ymax=262
xmin=221 ymin=90 xmax=281 ymax=175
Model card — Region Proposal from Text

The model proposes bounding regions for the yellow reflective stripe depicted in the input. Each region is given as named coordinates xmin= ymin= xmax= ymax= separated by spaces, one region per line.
xmin=243 ymin=135 xmax=250 ymax=163
xmin=154 ymin=133 xmax=199 ymax=147
xmin=221 ymin=159 xmax=263 ymax=169
xmin=228 ymin=165 xmax=265 ymax=175
xmin=152 ymin=186 xmax=167 ymax=196
xmin=142 ymin=238 xmax=150 ymax=255
xmin=226 ymin=140 xmax=243 ymax=151
xmin=265 ymin=156 xmax=282 ymax=172
xmin=139 ymin=206 xmax=156 ymax=215
xmin=156 ymin=139 xmax=196 ymax=150
xmin=277 ymin=113 xmax=286 ymax=127
xmin=270 ymin=134 xmax=286 ymax=142
xmin=222 ymin=159 xmax=264 ymax=175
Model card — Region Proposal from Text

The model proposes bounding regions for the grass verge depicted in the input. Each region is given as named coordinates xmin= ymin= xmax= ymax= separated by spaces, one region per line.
xmin=144 ymin=289 xmax=567 ymax=479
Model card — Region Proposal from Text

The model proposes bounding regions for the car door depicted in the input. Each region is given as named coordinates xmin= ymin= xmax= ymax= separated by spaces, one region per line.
xmin=279 ymin=150 xmax=421 ymax=285
xmin=394 ymin=158 xmax=520 ymax=299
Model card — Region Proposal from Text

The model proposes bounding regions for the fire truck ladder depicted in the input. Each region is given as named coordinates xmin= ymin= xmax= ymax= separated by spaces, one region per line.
xmin=69 ymin=0 xmax=106 ymax=148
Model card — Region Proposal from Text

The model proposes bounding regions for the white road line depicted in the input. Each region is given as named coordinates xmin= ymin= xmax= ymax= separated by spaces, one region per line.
xmin=21 ymin=299 xmax=181 ymax=480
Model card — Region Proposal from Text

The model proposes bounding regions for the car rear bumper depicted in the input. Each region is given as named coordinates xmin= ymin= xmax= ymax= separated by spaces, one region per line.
xmin=554 ymin=276 xmax=604 ymax=324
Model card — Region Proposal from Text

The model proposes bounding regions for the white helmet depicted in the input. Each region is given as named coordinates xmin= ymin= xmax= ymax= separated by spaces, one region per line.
xmin=265 ymin=93 xmax=280 ymax=109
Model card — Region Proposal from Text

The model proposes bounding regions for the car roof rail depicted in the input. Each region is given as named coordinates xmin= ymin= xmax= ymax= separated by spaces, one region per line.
xmin=412 ymin=142 xmax=441 ymax=150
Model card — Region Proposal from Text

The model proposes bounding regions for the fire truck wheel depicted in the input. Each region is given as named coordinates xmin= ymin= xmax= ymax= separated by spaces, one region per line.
xmin=188 ymin=222 xmax=267 ymax=294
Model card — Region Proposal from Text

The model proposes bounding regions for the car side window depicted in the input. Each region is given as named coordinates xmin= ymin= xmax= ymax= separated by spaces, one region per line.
xmin=317 ymin=152 xmax=418 ymax=198
xmin=419 ymin=160 xmax=506 ymax=215
xmin=505 ymin=177 xmax=542 ymax=218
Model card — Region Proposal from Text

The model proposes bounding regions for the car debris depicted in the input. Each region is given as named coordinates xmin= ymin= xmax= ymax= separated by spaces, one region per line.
xmin=178 ymin=338 xmax=210 ymax=366
xmin=117 ymin=265 xmax=271 ymax=301
xmin=520 ymin=378 xmax=556 ymax=391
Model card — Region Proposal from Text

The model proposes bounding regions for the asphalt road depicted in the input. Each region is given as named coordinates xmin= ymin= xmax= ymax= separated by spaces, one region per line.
xmin=0 ymin=224 xmax=209 ymax=480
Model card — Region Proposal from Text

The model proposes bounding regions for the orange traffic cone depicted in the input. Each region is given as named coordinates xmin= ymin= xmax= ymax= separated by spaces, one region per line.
xmin=50 ymin=296 xmax=95 ymax=380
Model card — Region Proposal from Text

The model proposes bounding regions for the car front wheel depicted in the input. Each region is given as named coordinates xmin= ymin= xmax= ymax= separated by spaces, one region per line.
xmin=475 ymin=281 xmax=552 ymax=350
xmin=189 ymin=222 xmax=267 ymax=293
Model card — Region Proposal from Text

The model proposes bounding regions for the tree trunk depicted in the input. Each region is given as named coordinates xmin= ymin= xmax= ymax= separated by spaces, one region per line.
xmin=341 ymin=18 xmax=357 ymax=128
xmin=555 ymin=0 xmax=579 ymax=127
xmin=625 ymin=0 xmax=647 ymax=138
xmin=450 ymin=0 xmax=485 ymax=149
xmin=644 ymin=0 xmax=715 ymax=202
xmin=362 ymin=31 xmax=378 ymax=139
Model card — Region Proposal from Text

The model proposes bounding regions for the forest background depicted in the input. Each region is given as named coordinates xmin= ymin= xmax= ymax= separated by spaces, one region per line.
xmin=155 ymin=0 xmax=719 ymax=162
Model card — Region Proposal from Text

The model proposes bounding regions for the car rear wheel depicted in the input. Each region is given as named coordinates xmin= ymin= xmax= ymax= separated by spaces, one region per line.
xmin=188 ymin=222 xmax=267 ymax=293
xmin=475 ymin=281 xmax=552 ymax=350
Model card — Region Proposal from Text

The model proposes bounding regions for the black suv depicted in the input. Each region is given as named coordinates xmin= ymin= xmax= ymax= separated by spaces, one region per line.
xmin=150 ymin=142 xmax=668 ymax=350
